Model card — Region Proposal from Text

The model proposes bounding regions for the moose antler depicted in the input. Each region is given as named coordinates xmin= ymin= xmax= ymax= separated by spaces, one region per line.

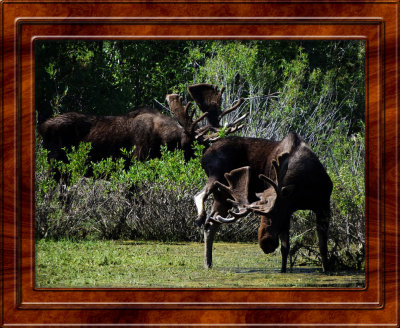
xmin=211 ymin=153 xmax=290 ymax=224
xmin=165 ymin=94 xmax=209 ymax=134
xmin=198 ymin=111 xmax=248 ymax=143
xmin=211 ymin=166 xmax=252 ymax=223
xmin=187 ymin=84 xmax=247 ymax=142
xmin=187 ymin=83 xmax=225 ymax=127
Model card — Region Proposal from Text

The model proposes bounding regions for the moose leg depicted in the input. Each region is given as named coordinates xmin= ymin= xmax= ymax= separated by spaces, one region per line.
xmin=203 ymin=191 xmax=230 ymax=268
xmin=316 ymin=209 xmax=330 ymax=272
xmin=194 ymin=180 xmax=216 ymax=226
xmin=204 ymin=220 xmax=220 ymax=269
xmin=279 ymin=229 xmax=290 ymax=273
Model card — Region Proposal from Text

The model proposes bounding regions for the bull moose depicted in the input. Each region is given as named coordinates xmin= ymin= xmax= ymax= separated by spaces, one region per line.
xmin=194 ymin=132 xmax=333 ymax=273
xmin=39 ymin=84 xmax=246 ymax=168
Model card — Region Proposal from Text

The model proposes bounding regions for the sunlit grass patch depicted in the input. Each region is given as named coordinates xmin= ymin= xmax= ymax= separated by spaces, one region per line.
xmin=36 ymin=239 xmax=364 ymax=288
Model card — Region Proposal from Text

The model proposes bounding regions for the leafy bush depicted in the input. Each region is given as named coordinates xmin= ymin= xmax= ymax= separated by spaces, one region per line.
xmin=56 ymin=142 xmax=92 ymax=185
xmin=35 ymin=142 xmax=263 ymax=242
xmin=35 ymin=143 xmax=203 ymax=240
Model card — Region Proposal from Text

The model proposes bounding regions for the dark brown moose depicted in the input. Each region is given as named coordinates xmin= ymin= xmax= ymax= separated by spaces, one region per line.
xmin=194 ymin=132 xmax=333 ymax=273
xmin=39 ymin=84 xmax=246 ymax=169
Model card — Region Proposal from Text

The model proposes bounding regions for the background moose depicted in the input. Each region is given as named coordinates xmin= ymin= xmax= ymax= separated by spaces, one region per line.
xmin=39 ymin=84 xmax=245 ymax=168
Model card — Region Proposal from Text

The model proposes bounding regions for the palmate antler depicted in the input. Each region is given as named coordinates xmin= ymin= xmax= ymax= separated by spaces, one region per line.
xmin=187 ymin=83 xmax=225 ymax=127
xmin=187 ymin=84 xmax=247 ymax=142
xmin=213 ymin=166 xmax=252 ymax=222
xmin=210 ymin=153 xmax=289 ymax=224
xmin=165 ymin=94 xmax=209 ymax=135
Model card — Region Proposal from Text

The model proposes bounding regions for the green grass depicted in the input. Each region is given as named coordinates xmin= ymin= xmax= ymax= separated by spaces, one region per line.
xmin=35 ymin=239 xmax=365 ymax=288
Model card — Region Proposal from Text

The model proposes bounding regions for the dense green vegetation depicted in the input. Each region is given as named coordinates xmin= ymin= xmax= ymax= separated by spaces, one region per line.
xmin=35 ymin=40 xmax=365 ymax=278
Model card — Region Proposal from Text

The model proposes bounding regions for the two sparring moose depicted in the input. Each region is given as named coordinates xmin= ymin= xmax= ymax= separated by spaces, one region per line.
xmin=40 ymin=83 xmax=332 ymax=273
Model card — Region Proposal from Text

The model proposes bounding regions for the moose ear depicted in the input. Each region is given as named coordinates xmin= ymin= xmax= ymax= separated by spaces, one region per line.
xmin=281 ymin=185 xmax=295 ymax=198
xmin=278 ymin=132 xmax=302 ymax=155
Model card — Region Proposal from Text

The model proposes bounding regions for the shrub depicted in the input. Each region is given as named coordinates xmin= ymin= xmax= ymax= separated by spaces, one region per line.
xmin=35 ymin=141 xmax=268 ymax=243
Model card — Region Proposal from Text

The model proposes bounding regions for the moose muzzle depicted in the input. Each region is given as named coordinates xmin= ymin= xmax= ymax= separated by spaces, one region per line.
xmin=259 ymin=235 xmax=279 ymax=254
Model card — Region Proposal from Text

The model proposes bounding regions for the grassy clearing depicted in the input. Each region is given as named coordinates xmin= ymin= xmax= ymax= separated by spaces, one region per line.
xmin=35 ymin=239 xmax=364 ymax=288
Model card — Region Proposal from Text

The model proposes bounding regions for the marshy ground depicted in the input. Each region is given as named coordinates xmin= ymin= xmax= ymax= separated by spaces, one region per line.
xmin=35 ymin=240 xmax=365 ymax=288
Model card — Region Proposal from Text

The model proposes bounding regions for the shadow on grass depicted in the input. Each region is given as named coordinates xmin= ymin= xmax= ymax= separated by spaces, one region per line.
xmin=222 ymin=267 xmax=364 ymax=275
xmin=217 ymin=267 xmax=365 ymax=288
xmin=118 ymin=240 xmax=188 ymax=246
xmin=221 ymin=267 xmax=323 ymax=274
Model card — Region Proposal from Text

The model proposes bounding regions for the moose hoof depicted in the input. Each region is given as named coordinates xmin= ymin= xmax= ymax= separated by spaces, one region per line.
xmin=321 ymin=259 xmax=331 ymax=273
xmin=204 ymin=262 xmax=213 ymax=269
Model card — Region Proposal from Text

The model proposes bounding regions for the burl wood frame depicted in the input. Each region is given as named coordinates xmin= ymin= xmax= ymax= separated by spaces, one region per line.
xmin=1 ymin=1 xmax=398 ymax=327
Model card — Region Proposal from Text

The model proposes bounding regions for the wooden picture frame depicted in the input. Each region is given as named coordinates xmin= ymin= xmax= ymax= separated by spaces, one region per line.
xmin=1 ymin=0 xmax=398 ymax=326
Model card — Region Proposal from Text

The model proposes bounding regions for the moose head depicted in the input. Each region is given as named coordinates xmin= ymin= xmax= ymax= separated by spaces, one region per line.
xmin=211 ymin=153 xmax=293 ymax=256
xmin=166 ymin=84 xmax=246 ymax=143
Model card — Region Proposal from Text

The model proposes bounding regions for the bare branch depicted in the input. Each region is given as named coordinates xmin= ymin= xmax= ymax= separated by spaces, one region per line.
xmin=218 ymin=98 xmax=244 ymax=120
